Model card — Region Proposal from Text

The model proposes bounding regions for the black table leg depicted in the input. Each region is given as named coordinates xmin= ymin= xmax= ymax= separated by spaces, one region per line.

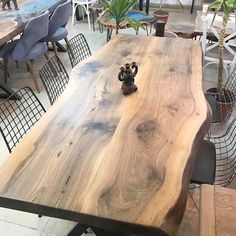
xmin=67 ymin=223 xmax=89 ymax=236
xmin=139 ymin=0 xmax=143 ymax=11
xmin=146 ymin=0 xmax=150 ymax=14
xmin=190 ymin=0 xmax=195 ymax=14
xmin=68 ymin=223 xmax=132 ymax=236
xmin=0 ymin=82 xmax=19 ymax=100
xmin=106 ymin=27 xmax=113 ymax=42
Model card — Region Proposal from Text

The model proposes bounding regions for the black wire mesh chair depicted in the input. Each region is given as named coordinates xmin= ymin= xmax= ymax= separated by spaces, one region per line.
xmin=66 ymin=34 xmax=92 ymax=68
xmin=205 ymin=116 xmax=236 ymax=186
xmin=0 ymin=87 xmax=46 ymax=153
xmin=39 ymin=56 xmax=69 ymax=105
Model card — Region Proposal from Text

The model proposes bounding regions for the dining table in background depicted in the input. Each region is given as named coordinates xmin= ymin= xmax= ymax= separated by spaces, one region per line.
xmin=0 ymin=0 xmax=66 ymax=99
xmin=0 ymin=34 xmax=209 ymax=236
xmin=98 ymin=10 xmax=156 ymax=41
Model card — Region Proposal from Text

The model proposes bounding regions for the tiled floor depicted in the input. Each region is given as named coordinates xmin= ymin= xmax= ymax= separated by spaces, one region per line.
xmin=0 ymin=9 xmax=235 ymax=236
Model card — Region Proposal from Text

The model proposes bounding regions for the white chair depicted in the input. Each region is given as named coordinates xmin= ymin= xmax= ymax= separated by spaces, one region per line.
xmin=202 ymin=15 xmax=236 ymax=78
xmin=72 ymin=0 xmax=97 ymax=28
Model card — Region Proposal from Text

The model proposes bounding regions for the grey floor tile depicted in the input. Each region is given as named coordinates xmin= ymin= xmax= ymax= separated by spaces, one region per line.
xmin=0 ymin=219 xmax=41 ymax=236
xmin=0 ymin=207 xmax=49 ymax=231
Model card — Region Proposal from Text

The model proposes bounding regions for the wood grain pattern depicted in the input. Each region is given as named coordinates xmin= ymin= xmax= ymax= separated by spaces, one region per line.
xmin=200 ymin=185 xmax=216 ymax=236
xmin=200 ymin=184 xmax=236 ymax=236
xmin=0 ymin=35 xmax=208 ymax=236
xmin=0 ymin=0 xmax=65 ymax=45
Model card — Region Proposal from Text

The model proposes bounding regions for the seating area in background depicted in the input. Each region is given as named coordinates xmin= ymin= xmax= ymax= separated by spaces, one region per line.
xmin=43 ymin=0 xmax=71 ymax=57
xmin=72 ymin=0 xmax=97 ymax=28
xmin=0 ymin=10 xmax=50 ymax=92
xmin=202 ymin=14 xmax=236 ymax=78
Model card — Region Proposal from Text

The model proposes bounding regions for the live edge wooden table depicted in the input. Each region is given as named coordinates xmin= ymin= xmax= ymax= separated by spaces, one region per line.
xmin=0 ymin=0 xmax=65 ymax=99
xmin=0 ymin=34 xmax=209 ymax=236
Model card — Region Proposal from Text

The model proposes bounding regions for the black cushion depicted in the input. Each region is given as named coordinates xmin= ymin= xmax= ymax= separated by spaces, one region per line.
xmin=205 ymin=94 xmax=218 ymax=123
xmin=191 ymin=139 xmax=216 ymax=185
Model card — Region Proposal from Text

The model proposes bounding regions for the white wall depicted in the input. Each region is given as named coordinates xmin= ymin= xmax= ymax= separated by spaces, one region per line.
xmin=150 ymin=0 xmax=201 ymax=6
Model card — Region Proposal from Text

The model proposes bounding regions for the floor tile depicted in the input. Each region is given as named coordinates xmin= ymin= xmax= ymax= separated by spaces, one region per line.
xmin=0 ymin=219 xmax=41 ymax=236
xmin=43 ymin=218 xmax=77 ymax=236
xmin=40 ymin=232 xmax=57 ymax=236
xmin=186 ymin=191 xmax=199 ymax=213
xmin=0 ymin=207 xmax=49 ymax=231
xmin=177 ymin=210 xmax=199 ymax=236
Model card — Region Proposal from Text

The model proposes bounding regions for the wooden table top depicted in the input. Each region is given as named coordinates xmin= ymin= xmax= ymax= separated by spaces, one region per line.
xmin=0 ymin=34 xmax=209 ymax=236
xmin=200 ymin=184 xmax=236 ymax=236
xmin=0 ymin=0 xmax=65 ymax=45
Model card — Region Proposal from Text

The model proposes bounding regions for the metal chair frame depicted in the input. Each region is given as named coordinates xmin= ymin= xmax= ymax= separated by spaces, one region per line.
xmin=206 ymin=116 xmax=236 ymax=186
xmin=67 ymin=33 xmax=92 ymax=68
xmin=0 ymin=87 xmax=46 ymax=153
xmin=39 ymin=56 xmax=69 ymax=105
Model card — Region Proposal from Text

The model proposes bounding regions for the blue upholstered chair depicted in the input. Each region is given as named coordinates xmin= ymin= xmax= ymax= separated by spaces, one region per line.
xmin=43 ymin=0 xmax=71 ymax=56
xmin=0 ymin=11 xmax=49 ymax=92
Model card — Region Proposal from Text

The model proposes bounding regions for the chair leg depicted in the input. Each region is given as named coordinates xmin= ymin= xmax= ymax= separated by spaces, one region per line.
xmin=64 ymin=37 xmax=73 ymax=58
xmin=52 ymin=42 xmax=58 ymax=57
xmin=45 ymin=52 xmax=49 ymax=60
xmin=87 ymin=10 xmax=91 ymax=29
xmin=26 ymin=60 xmax=40 ymax=93
xmin=3 ymin=59 xmax=8 ymax=84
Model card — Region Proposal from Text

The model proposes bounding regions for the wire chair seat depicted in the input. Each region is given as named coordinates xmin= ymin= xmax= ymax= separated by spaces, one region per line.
xmin=206 ymin=116 xmax=236 ymax=186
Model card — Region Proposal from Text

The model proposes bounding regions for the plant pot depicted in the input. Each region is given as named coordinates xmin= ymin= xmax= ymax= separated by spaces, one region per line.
xmin=206 ymin=87 xmax=235 ymax=123
xmin=153 ymin=10 xmax=169 ymax=24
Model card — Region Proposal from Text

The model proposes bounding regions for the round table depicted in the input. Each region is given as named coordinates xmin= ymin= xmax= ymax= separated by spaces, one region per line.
xmin=98 ymin=10 xmax=156 ymax=41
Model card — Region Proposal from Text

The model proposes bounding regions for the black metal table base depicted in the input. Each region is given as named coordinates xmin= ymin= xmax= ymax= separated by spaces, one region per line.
xmin=68 ymin=223 xmax=131 ymax=236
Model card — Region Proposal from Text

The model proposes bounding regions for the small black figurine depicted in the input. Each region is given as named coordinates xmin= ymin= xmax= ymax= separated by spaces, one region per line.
xmin=118 ymin=62 xmax=138 ymax=95
xmin=1 ymin=0 xmax=19 ymax=10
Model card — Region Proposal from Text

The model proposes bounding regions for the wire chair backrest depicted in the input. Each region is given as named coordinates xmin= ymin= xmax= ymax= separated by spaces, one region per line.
xmin=0 ymin=87 xmax=46 ymax=153
xmin=39 ymin=56 xmax=69 ymax=105
xmin=225 ymin=67 xmax=236 ymax=105
xmin=67 ymin=33 xmax=92 ymax=68
xmin=207 ymin=116 xmax=236 ymax=186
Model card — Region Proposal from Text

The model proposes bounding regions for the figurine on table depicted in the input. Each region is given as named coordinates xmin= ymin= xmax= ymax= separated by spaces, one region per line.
xmin=118 ymin=62 xmax=138 ymax=95
xmin=1 ymin=0 xmax=19 ymax=10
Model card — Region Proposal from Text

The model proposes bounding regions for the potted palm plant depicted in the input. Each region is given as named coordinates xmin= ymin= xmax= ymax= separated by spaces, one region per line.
xmin=99 ymin=0 xmax=143 ymax=34
xmin=206 ymin=0 xmax=236 ymax=122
